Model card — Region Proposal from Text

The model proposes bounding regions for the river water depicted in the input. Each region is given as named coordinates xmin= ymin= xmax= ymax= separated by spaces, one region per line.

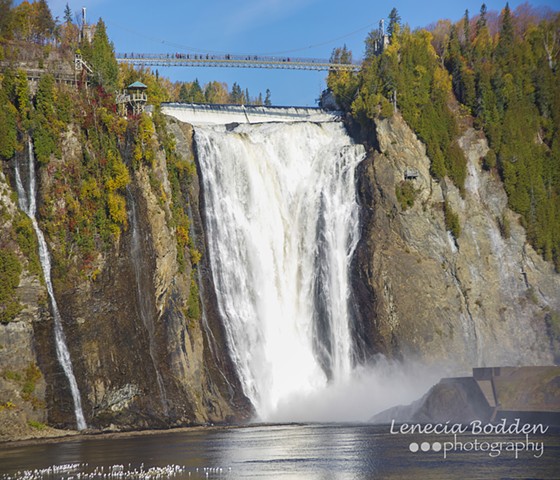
xmin=1 ymin=424 xmax=558 ymax=479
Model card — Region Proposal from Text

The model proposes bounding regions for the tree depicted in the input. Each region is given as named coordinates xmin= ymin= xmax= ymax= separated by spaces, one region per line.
xmin=88 ymin=19 xmax=119 ymax=91
xmin=365 ymin=28 xmax=382 ymax=59
xmin=495 ymin=3 xmax=514 ymax=64
xmin=476 ymin=3 xmax=488 ymax=35
xmin=0 ymin=0 xmax=13 ymax=37
xmin=327 ymin=45 xmax=359 ymax=110
xmin=64 ymin=3 xmax=72 ymax=24
xmin=462 ymin=9 xmax=471 ymax=59
xmin=264 ymin=89 xmax=272 ymax=106
xmin=0 ymin=89 xmax=18 ymax=160
xmin=178 ymin=83 xmax=190 ymax=103
xmin=204 ymin=81 xmax=229 ymax=104
xmin=35 ymin=0 xmax=55 ymax=44
xmin=388 ymin=8 xmax=401 ymax=40
xmin=229 ymin=82 xmax=243 ymax=104
xmin=190 ymin=79 xmax=204 ymax=103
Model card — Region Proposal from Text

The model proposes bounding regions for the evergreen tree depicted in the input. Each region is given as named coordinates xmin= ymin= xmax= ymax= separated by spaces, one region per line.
xmin=462 ymin=9 xmax=471 ymax=59
xmin=178 ymin=83 xmax=189 ymax=103
xmin=476 ymin=3 xmax=488 ymax=35
xmin=230 ymin=82 xmax=243 ymax=104
xmin=0 ymin=0 xmax=13 ymax=37
xmin=64 ymin=3 xmax=73 ymax=24
xmin=190 ymin=79 xmax=204 ymax=103
xmin=264 ymin=89 xmax=272 ymax=106
xmin=495 ymin=3 xmax=514 ymax=64
xmin=88 ymin=19 xmax=119 ymax=91
xmin=388 ymin=8 xmax=401 ymax=40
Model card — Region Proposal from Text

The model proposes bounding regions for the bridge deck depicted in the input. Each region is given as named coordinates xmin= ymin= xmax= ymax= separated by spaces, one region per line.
xmin=116 ymin=54 xmax=360 ymax=72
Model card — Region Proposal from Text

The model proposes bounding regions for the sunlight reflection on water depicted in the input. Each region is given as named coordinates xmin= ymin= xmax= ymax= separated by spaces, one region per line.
xmin=1 ymin=424 xmax=559 ymax=479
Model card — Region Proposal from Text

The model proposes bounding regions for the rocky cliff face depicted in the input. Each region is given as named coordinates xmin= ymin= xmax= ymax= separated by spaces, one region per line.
xmin=353 ymin=113 xmax=560 ymax=370
xmin=0 ymin=170 xmax=49 ymax=440
xmin=1 ymin=110 xmax=558 ymax=440
xmin=0 ymin=117 xmax=250 ymax=440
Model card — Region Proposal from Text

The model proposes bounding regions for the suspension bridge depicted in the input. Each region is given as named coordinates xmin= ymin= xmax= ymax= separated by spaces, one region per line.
xmin=116 ymin=53 xmax=361 ymax=72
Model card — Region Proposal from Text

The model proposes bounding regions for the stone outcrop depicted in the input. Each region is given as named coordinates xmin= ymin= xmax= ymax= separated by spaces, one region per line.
xmin=372 ymin=366 xmax=560 ymax=425
xmin=353 ymin=113 xmax=560 ymax=368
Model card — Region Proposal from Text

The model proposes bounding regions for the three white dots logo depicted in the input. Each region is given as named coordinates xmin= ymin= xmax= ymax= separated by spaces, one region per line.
xmin=409 ymin=441 xmax=442 ymax=453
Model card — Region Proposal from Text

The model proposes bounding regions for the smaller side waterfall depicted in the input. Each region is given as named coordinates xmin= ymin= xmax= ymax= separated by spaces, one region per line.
xmin=14 ymin=140 xmax=87 ymax=430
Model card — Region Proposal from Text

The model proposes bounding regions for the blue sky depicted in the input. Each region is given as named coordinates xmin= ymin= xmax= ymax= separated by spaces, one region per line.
xmin=35 ymin=1 xmax=560 ymax=105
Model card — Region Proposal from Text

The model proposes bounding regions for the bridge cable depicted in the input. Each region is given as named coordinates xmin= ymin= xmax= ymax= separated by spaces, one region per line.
xmin=106 ymin=18 xmax=377 ymax=57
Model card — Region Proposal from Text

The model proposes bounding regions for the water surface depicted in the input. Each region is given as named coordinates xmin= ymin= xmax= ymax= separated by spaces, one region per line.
xmin=1 ymin=424 xmax=558 ymax=479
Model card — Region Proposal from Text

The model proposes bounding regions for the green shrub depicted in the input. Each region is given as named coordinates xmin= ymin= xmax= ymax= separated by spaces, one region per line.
xmin=443 ymin=201 xmax=461 ymax=239
xmin=27 ymin=420 xmax=47 ymax=430
xmin=0 ymin=248 xmax=23 ymax=323
xmin=14 ymin=212 xmax=41 ymax=277
xmin=187 ymin=278 xmax=200 ymax=321
xmin=21 ymin=363 xmax=41 ymax=401
xmin=395 ymin=180 xmax=417 ymax=210
xmin=483 ymin=148 xmax=496 ymax=171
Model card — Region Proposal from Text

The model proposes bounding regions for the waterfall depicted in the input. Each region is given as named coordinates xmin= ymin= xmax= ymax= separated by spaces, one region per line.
xmin=194 ymin=121 xmax=365 ymax=419
xmin=14 ymin=140 xmax=87 ymax=431
xmin=128 ymin=190 xmax=169 ymax=414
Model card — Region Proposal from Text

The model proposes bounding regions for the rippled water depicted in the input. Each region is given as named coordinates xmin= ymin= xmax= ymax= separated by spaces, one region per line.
xmin=1 ymin=424 xmax=559 ymax=479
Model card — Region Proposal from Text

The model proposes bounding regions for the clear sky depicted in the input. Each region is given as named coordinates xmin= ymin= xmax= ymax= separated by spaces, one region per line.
xmin=30 ymin=1 xmax=560 ymax=105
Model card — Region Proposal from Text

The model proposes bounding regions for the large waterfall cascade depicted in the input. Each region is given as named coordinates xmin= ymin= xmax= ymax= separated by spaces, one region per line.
xmin=14 ymin=140 xmax=87 ymax=430
xmin=194 ymin=120 xmax=365 ymax=419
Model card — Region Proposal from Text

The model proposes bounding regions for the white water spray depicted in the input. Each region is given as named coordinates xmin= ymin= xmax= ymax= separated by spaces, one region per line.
xmin=195 ymin=121 xmax=365 ymax=419
xmin=14 ymin=140 xmax=87 ymax=430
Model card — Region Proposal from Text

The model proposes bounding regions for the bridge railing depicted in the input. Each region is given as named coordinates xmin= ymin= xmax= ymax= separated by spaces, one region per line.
xmin=116 ymin=52 xmax=361 ymax=66
xmin=116 ymin=53 xmax=361 ymax=71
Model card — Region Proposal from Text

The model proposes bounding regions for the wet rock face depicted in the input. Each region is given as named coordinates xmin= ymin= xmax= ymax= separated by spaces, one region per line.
xmin=0 ymin=169 xmax=48 ymax=440
xmin=1 ymin=119 xmax=250 ymax=437
xmin=352 ymin=114 xmax=560 ymax=369
xmin=54 ymin=117 xmax=251 ymax=430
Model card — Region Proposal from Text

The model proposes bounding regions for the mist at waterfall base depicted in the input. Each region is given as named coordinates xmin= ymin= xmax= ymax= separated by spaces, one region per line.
xmin=266 ymin=359 xmax=444 ymax=423
xmin=194 ymin=120 xmax=441 ymax=423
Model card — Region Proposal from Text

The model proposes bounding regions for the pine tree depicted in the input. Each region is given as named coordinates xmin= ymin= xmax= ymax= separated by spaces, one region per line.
xmin=88 ymin=19 xmax=119 ymax=91
xmin=230 ymin=83 xmax=243 ymax=104
xmin=462 ymin=9 xmax=471 ymax=60
xmin=264 ymin=89 xmax=272 ymax=106
xmin=178 ymin=83 xmax=189 ymax=103
xmin=388 ymin=8 xmax=401 ymax=40
xmin=64 ymin=3 xmax=72 ymax=24
xmin=495 ymin=3 xmax=514 ymax=65
xmin=190 ymin=79 xmax=204 ymax=103
xmin=476 ymin=3 xmax=487 ymax=35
